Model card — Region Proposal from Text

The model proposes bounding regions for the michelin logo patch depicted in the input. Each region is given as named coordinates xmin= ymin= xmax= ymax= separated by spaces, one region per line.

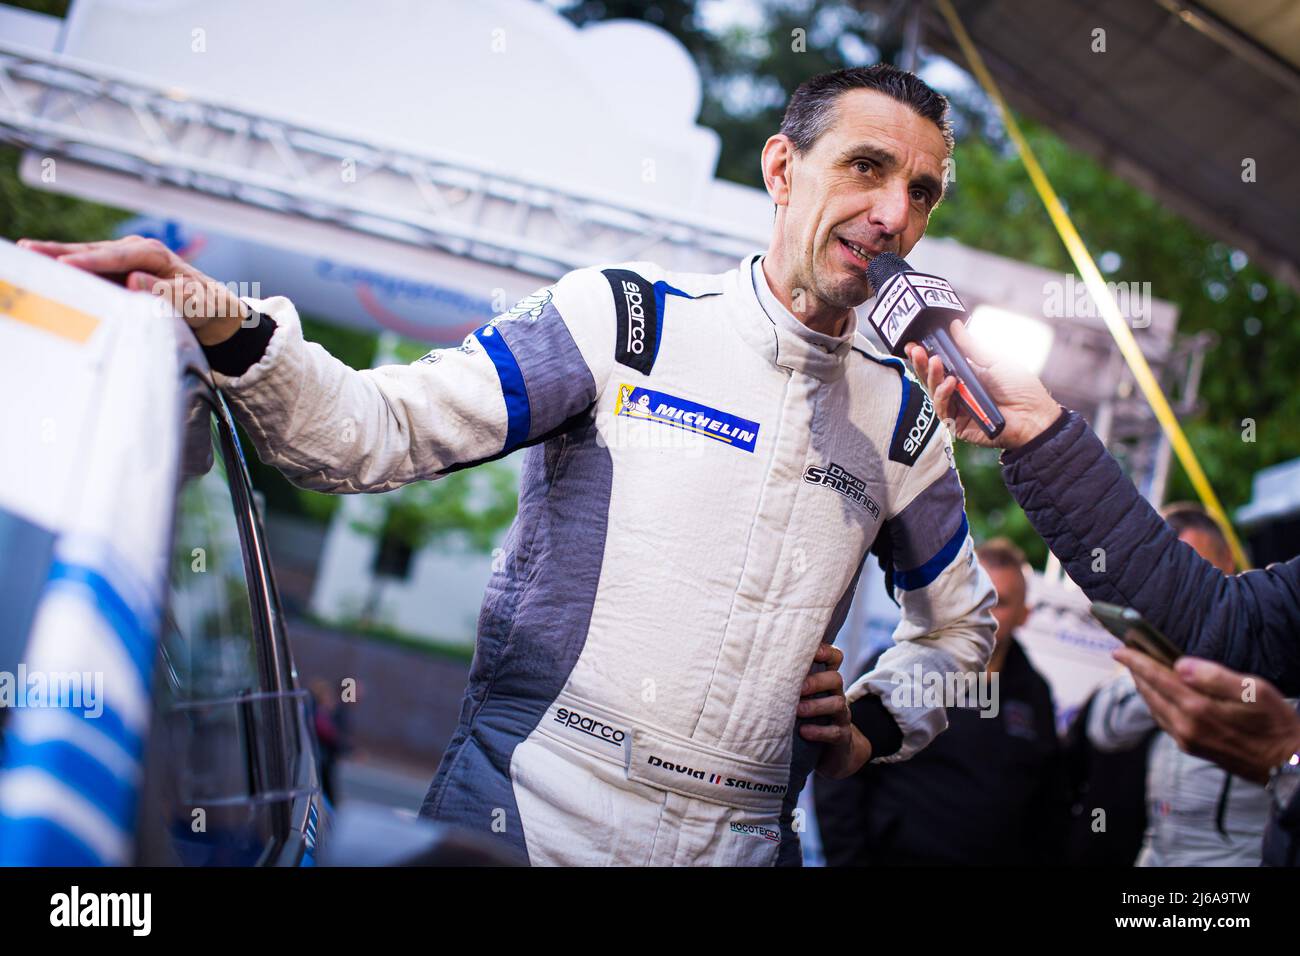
xmin=889 ymin=382 xmax=939 ymax=466
xmin=615 ymin=384 xmax=759 ymax=453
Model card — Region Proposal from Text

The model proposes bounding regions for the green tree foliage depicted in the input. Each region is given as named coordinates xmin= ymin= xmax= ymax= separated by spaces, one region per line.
xmin=351 ymin=464 xmax=520 ymax=557
xmin=1 ymin=1 xmax=68 ymax=18
xmin=0 ymin=146 xmax=130 ymax=243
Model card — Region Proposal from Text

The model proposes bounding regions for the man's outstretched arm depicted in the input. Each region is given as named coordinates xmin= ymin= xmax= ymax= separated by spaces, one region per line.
xmin=999 ymin=409 xmax=1300 ymax=693
xmin=21 ymin=235 xmax=615 ymax=493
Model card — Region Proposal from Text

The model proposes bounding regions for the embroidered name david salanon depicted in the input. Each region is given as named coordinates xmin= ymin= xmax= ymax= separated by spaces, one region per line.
xmin=803 ymin=462 xmax=881 ymax=519
xmin=615 ymin=384 xmax=760 ymax=453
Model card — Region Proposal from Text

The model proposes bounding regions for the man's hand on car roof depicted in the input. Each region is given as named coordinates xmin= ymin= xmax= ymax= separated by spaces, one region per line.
xmin=18 ymin=235 xmax=250 ymax=346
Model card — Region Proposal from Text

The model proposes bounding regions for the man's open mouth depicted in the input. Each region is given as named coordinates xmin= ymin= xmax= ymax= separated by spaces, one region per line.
xmin=839 ymin=238 xmax=875 ymax=269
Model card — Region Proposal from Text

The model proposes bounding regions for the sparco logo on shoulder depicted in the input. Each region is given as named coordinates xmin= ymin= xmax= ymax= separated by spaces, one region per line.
xmin=620 ymin=280 xmax=646 ymax=355
xmin=603 ymin=268 xmax=660 ymax=375
xmin=803 ymin=462 xmax=881 ymax=519
xmin=905 ymin=396 xmax=936 ymax=456
xmin=889 ymin=382 xmax=940 ymax=467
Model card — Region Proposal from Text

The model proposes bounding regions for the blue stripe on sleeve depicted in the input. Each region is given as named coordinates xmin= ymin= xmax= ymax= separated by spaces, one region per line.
xmin=475 ymin=325 xmax=531 ymax=453
xmin=894 ymin=513 xmax=968 ymax=591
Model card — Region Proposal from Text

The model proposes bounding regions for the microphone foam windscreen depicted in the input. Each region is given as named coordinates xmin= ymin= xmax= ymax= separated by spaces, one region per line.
xmin=866 ymin=252 xmax=910 ymax=293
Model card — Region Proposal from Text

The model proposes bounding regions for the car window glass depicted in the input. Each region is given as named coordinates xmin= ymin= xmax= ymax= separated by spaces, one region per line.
xmin=141 ymin=399 xmax=278 ymax=865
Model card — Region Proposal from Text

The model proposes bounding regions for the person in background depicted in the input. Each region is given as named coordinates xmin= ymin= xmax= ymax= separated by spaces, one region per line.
xmin=1060 ymin=689 xmax=1153 ymax=866
xmin=308 ymin=678 xmax=351 ymax=804
xmin=1088 ymin=504 xmax=1272 ymax=866
xmin=814 ymin=539 xmax=1071 ymax=865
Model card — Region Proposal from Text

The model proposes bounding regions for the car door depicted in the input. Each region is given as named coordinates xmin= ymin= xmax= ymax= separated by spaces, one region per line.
xmin=134 ymin=372 xmax=319 ymax=865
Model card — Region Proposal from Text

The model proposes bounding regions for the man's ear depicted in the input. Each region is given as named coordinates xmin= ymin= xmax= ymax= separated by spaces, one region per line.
xmin=1012 ymin=602 xmax=1030 ymax=631
xmin=761 ymin=134 xmax=794 ymax=207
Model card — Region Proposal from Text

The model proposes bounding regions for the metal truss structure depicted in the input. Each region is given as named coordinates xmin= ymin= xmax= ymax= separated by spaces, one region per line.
xmin=0 ymin=39 xmax=756 ymax=282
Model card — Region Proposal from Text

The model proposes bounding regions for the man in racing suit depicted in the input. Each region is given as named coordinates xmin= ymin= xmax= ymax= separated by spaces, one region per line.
xmin=23 ymin=64 xmax=996 ymax=866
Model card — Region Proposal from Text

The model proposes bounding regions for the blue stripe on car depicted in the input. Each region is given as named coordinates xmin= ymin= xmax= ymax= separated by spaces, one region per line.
xmin=0 ymin=813 xmax=104 ymax=866
xmin=0 ymin=738 xmax=135 ymax=831
xmin=76 ymin=702 xmax=142 ymax=762
xmin=0 ymin=554 xmax=153 ymax=866
xmin=46 ymin=560 xmax=154 ymax=688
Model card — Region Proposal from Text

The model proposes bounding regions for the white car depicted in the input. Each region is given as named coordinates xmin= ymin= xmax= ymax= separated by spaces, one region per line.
xmin=0 ymin=238 xmax=521 ymax=867
xmin=0 ymin=238 xmax=329 ymax=865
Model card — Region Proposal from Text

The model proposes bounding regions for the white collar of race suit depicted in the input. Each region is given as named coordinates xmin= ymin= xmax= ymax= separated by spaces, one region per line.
xmin=736 ymin=253 xmax=856 ymax=382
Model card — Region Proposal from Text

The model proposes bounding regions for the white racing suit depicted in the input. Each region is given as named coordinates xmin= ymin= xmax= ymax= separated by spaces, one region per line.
xmin=216 ymin=253 xmax=995 ymax=865
xmin=1089 ymin=671 xmax=1271 ymax=866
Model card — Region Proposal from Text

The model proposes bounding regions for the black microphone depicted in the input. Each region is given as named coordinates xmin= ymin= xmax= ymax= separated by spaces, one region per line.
xmin=864 ymin=252 xmax=1005 ymax=439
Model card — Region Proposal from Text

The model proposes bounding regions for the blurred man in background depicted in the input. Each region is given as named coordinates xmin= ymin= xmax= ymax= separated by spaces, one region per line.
xmin=815 ymin=539 xmax=1070 ymax=865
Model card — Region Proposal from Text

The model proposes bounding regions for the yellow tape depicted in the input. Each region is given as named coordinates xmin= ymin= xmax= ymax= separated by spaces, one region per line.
xmin=935 ymin=0 xmax=1248 ymax=569
xmin=0 ymin=279 xmax=100 ymax=344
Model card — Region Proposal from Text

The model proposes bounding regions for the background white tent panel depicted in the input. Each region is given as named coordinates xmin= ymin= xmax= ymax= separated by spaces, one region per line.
xmin=60 ymin=0 xmax=721 ymax=212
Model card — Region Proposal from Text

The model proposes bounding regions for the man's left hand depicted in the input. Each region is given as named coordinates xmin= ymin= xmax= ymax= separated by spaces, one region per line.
xmin=799 ymin=644 xmax=872 ymax=778
xmin=1116 ymin=649 xmax=1300 ymax=784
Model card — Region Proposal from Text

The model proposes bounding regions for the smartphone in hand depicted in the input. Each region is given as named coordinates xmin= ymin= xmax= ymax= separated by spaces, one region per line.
xmin=1090 ymin=601 xmax=1182 ymax=668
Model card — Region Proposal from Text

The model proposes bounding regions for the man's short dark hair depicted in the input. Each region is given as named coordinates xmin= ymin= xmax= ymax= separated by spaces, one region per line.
xmin=1161 ymin=502 xmax=1230 ymax=550
xmin=976 ymin=537 xmax=1027 ymax=573
xmin=779 ymin=64 xmax=955 ymax=155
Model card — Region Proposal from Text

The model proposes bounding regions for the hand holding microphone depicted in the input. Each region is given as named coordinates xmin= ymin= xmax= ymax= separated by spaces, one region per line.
xmin=863 ymin=252 xmax=1060 ymax=450
xmin=907 ymin=321 xmax=1062 ymax=451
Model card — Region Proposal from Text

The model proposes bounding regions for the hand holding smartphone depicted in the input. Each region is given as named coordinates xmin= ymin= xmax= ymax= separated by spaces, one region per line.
xmin=1090 ymin=601 xmax=1182 ymax=668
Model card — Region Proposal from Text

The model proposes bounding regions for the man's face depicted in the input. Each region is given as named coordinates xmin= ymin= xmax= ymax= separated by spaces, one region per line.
xmin=766 ymin=89 xmax=948 ymax=311
xmin=983 ymin=562 xmax=1029 ymax=644
xmin=1178 ymin=528 xmax=1235 ymax=574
